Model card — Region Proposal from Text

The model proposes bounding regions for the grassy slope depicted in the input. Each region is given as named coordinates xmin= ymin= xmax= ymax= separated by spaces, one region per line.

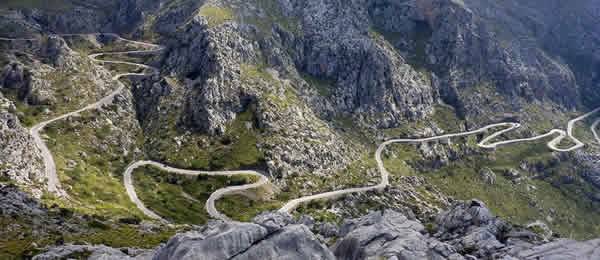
xmin=198 ymin=5 xmax=234 ymax=28
xmin=146 ymin=105 xmax=265 ymax=170
xmin=216 ymin=194 xmax=283 ymax=222
xmin=301 ymin=73 xmax=335 ymax=97
xmin=0 ymin=215 xmax=177 ymax=259
xmin=44 ymin=110 xmax=144 ymax=219
xmin=383 ymin=106 xmax=600 ymax=239
xmin=133 ymin=165 xmax=258 ymax=224
xmin=242 ymin=0 xmax=301 ymax=36
xmin=422 ymin=145 xmax=600 ymax=239
xmin=227 ymin=64 xmax=381 ymax=221
xmin=4 ymin=59 xmax=117 ymax=127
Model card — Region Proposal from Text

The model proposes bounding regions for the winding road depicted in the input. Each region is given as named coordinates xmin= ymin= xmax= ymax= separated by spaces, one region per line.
xmin=279 ymin=109 xmax=600 ymax=213
xmin=3 ymin=34 xmax=600 ymax=223
xmin=2 ymin=34 xmax=162 ymax=198
xmin=123 ymin=161 xmax=269 ymax=222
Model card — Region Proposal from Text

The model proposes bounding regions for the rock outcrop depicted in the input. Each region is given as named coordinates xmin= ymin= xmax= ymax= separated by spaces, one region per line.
xmin=34 ymin=202 xmax=600 ymax=260
xmin=154 ymin=220 xmax=335 ymax=260
xmin=576 ymin=151 xmax=600 ymax=190
xmin=159 ymin=0 xmax=438 ymax=130
xmin=435 ymin=200 xmax=515 ymax=258
xmin=161 ymin=17 xmax=257 ymax=136
xmin=0 ymin=94 xmax=44 ymax=197
xmin=154 ymin=7 xmax=358 ymax=178
xmin=0 ymin=0 xmax=153 ymax=35
xmin=0 ymin=62 xmax=32 ymax=100
xmin=513 ymin=238 xmax=600 ymax=260
xmin=292 ymin=0 xmax=436 ymax=127
xmin=33 ymin=245 xmax=154 ymax=260
xmin=333 ymin=210 xmax=464 ymax=260
xmin=367 ymin=0 xmax=598 ymax=122
xmin=0 ymin=183 xmax=45 ymax=218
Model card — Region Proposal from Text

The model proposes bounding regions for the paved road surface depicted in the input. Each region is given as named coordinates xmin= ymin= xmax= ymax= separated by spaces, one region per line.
xmin=1 ymin=34 xmax=161 ymax=197
xmin=123 ymin=160 xmax=268 ymax=222
xmin=279 ymin=108 xmax=600 ymax=213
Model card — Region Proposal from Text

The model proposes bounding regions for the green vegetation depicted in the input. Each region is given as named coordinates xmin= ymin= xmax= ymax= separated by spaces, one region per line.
xmin=133 ymin=165 xmax=258 ymax=224
xmin=278 ymin=154 xmax=377 ymax=201
xmin=139 ymin=14 xmax=159 ymax=42
xmin=521 ymin=104 xmax=576 ymax=133
xmin=3 ymin=57 xmax=118 ymax=127
xmin=101 ymin=62 xmax=144 ymax=74
xmin=65 ymin=224 xmax=177 ymax=249
xmin=142 ymin=73 xmax=265 ymax=171
xmin=3 ymin=93 xmax=48 ymax=127
xmin=384 ymin=134 xmax=600 ymax=239
xmin=198 ymin=5 xmax=234 ymax=28
xmin=64 ymin=37 xmax=142 ymax=55
xmin=216 ymin=193 xmax=283 ymax=222
xmin=432 ymin=104 xmax=464 ymax=132
xmin=302 ymin=73 xmax=335 ymax=97
xmin=295 ymin=199 xmax=342 ymax=223
xmin=0 ymin=215 xmax=178 ymax=259
xmin=572 ymin=118 xmax=598 ymax=147
xmin=241 ymin=63 xmax=301 ymax=109
xmin=243 ymin=0 xmax=301 ymax=36
xmin=44 ymin=110 xmax=145 ymax=219
xmin=147 ymin=105 xmax=265 ymax=170
xmin=0 ymin=37 xmax=192 ymax=259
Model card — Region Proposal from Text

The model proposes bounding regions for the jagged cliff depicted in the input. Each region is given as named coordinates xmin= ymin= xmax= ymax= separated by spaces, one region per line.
xmin=0 ymin=94 xmax=44 ymax=197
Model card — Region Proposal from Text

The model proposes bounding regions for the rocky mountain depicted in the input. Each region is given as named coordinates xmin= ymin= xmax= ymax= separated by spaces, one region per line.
xmin=1 ymin=0 xmax=600 ymax=259
xmin=368 ymin=0 xmax=600 ymax=122
xmin=0 ymin=94 xmax=44 ymax=197
xmin=32 ymin=200 xmax=600 ymax=259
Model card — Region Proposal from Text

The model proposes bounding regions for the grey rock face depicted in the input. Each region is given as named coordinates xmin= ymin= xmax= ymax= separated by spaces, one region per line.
xmin=40 ymin=35 xmax=75 ymax=68
xmin=253 ymin=211 xmax=295 ymax=232
xmin=333 ymin=210 xmax=464 ymax=260
xmin=429 ymin=0 xmax=580 ymax=110
xmin=157 ymin=7 xmax=356 ymax=178
xmin=0 ymin=94 xmax=44 ymax=197
xmin=0 ymin=0 xmax=152 ymax=36
xmin=575 ymin=151 xmax=600 ymax=189
xmin=36 ymin=0 xmax=146 ymax=34
xmin=366 ymin=0 xmax=597 ymax=122
xmin=32 ymin=245 xmax=154 ymax=260
xmin=33 ymin=204 xmax=600 ymax=260
xmin=2 ymin=34 xmax=115 ymax=107
xmin=514 ymin=238 xmax=600 ymax=260
xmin=161 ymin=16 xmax=257 ymax=135
xmin=289 ymin=0 xmax=436 ymax=128
xmin=479 ymin=168 xmax=496 ymax=185
xmin=503 ymin=168 xmax=522 ymax=184
xmin=152 ymin=216 xmax=335 ymax=260
xmin=435 ymin=200 xmax=509 ymax=258
xmin=0 ymin=183 xmax=45 ymax=217
xmin=161 ymin=0 xmax=437 ymax=132
xmin=0 ymin=62 xmax=32 ymax=99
